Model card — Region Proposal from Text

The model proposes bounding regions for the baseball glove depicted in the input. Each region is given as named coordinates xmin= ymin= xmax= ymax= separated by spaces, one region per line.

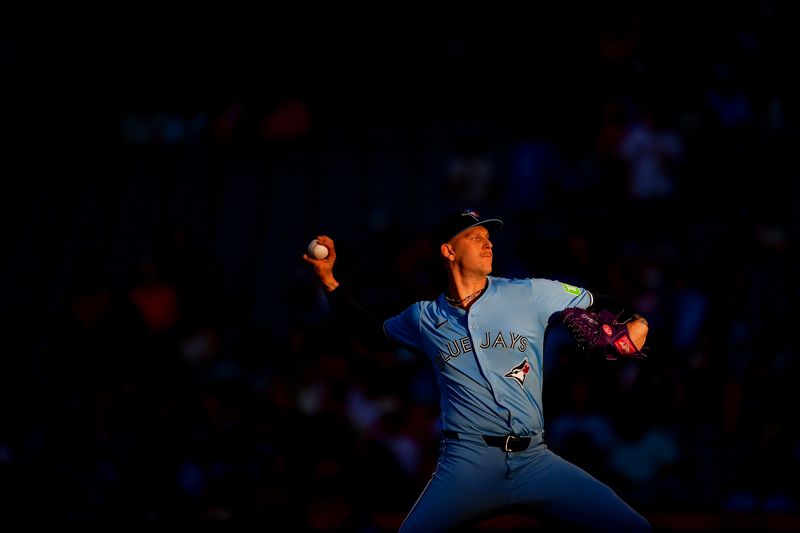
xmin=560 ymin=307 xmax=647 ymax=360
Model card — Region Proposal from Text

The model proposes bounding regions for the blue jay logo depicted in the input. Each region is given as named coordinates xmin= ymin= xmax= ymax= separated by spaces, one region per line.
xmin=504 ymin=358 xmax=531 ymax=387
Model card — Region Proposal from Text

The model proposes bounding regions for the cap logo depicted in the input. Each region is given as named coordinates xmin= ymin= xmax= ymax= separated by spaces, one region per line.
xmin=461 ymin=208 xmax=480 ymax=221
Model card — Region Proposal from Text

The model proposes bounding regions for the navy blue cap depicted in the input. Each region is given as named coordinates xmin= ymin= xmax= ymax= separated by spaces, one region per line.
xmin=434 ymin=208 xmax=503 ymax=245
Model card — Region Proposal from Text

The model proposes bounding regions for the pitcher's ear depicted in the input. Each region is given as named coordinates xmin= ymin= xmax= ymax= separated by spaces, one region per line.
xmin=440 ymin=243 xmax=455 ymax=260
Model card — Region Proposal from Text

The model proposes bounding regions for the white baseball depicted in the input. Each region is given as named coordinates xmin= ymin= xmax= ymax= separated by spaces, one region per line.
xmin=308 ymin=239 xmax=329 ymax=259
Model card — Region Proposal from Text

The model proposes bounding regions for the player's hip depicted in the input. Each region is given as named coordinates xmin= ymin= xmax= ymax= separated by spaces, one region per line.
xmin=441 ymin=429 xmax=544 ymax=453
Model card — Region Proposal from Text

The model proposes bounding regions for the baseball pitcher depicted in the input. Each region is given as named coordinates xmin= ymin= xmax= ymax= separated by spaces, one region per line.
xmin=303 ymin=209 xmax=651 ymax=532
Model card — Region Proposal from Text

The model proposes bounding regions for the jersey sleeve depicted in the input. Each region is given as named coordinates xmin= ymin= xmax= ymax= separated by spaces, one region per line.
xmin=531 ymin=278 xmax=593 ymax=325
xmin=383 ymin=302 xmax=423 ymax=351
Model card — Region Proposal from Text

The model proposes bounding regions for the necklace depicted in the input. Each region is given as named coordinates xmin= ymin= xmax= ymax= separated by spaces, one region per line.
xmin=445 ymin=282 xmax=487 ymax=307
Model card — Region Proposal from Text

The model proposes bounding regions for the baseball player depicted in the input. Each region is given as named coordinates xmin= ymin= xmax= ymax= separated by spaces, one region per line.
xmin=303 ymin=209 xmax=651 ymax=532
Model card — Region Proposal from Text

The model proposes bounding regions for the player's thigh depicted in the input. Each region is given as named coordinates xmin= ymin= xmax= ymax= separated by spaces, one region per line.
xmin=399 ymin=440 xmax=507 ymax=533
xmin=516 ymin=449 xmax=651 ymax=532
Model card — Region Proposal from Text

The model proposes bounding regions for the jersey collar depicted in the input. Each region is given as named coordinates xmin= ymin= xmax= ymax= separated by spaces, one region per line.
xmin=438 ymin=276 xmax=495 ymax=317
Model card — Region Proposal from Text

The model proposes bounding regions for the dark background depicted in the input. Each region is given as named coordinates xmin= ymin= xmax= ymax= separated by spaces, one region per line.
xmin=2 ymin=5 xmax=798 ymax=530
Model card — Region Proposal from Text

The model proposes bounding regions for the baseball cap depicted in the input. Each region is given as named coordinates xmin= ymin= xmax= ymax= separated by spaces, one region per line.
xmin=434 ymin=208 xmax=503 ymax=245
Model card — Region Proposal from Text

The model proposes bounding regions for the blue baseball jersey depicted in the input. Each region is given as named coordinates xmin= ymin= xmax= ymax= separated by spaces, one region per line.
xmin=384 ymin=276 xmax=592 ymax=437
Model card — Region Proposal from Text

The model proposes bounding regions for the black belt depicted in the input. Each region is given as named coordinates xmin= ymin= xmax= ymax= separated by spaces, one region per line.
xmin=443 ymin=430 xmax=533 ymax=452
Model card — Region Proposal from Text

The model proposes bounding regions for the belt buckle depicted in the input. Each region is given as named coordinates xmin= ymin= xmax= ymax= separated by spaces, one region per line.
xmin=503 ymin=435 xmax=513 ymax=452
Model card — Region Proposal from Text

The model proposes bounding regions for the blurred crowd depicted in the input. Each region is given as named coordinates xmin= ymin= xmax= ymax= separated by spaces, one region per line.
xmin=2 ymin=5 xmax=799 ymax=530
